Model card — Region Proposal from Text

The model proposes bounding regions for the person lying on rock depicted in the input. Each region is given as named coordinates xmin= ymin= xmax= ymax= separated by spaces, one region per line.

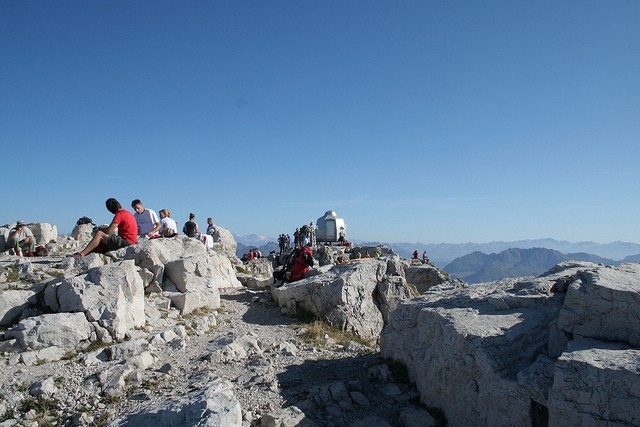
xmin=73 ymin=198 xmax=138 ymax=259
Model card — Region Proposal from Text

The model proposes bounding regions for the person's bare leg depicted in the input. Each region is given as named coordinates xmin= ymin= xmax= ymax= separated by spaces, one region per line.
xmin=75 ymin=231 xmax=109 ymax=258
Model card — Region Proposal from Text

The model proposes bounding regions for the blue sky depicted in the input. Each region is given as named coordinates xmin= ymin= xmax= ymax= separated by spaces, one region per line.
xmin=2 ymin=1 xmax=639 ymax=244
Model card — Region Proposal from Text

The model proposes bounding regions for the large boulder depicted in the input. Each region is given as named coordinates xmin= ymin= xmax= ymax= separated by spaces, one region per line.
xmin=402 ymin=262 xmax=460 ymax=293
xmin=271 ymin=256 xmax=413 ymax=342
xmin=547 ymin=337 xmax=640 ymax=427
xmin=236 ymin=258 xmax=274 ymax=288
xmin=108 ymin=373 xmax=242 ymax=427
xmin=6 ymin=312 xmax=92 ymax=351
xmin=0 ymin=226 xmax=9 ymax=251
xmin=43 ymin=260 xmax=145 ymax=341
xmin=125 ymin=236 xmax=206 ymax=269
xmin=557 ymin=263 xmax=640 ymax=347
xmin=71 ymin=223 xmax=94 ymax=243
xmin=380 ymin=262 xmax=640 ymax=427
xmin=208 ymin=226 xmax=238 ymax=260
xmin=28 ymin=222 xmax=58 ymax=246
xmin=175 ymin=250 xmax=241 ymax=290
xmin=313 ymin=245 xmax=352 ymax=266
xmin=0 ymin=289 xmax=38 ymax=326
xmin=163 ymin=252 xmax=235 ymax=314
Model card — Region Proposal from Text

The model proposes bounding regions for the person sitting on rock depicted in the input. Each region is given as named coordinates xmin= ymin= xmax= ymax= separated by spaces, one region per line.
xmin=338 ymin=227 xmax=346 ymax=245
xmin=206 ymin=217 xmax=216 ymax=235
xmin=131 ymin=199 xmax=161 ymax=239
xmin=7 ymin=220 xmax=36 ymax=257
xmin=289 ymin=246 xmax=314 ymax=282
xmin=159 ymin=209 xmax=179 ymax=237
xmin=183 ymin=213 xmax=199 ymax=238
xmin=73 ymin=198 xmax=138 ymax=259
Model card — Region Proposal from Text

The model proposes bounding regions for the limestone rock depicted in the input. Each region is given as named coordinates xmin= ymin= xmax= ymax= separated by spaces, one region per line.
xmin=260 ymin=405 xmax=310 ymax=427
xmin=71 ymin=223 xmax=95 ymax=243
xmin=27 ymin=222 xmax=58 ymax=246
xmin=381 ymin=261 xmax=640 ymax=427
xmin=107 ymin=373 xmax=242 ymax=427
xmin=6 ymin=312 xmax=92 ymax=350
xmin=558 ymin=263 xmax=640 ymax=347
xmin=403 ymin=262 xmax=459 ymax=293
xmin=43 ymin=260 xmax=145 ymax=340
xmin=0 ymin=289 xmax=37 ymax=326
xmin=127 ymin=236 xmax=206 ymax=269
xmin=165 ymin=251 xmax=241 ymax=292
xmin=237 ymin=258 xmax=274 ymax=288
xmin=548 ymin=337 xmax=640 ymax=427
xmin=208 ymin=225 xmax=238 ymax=260
xmin=19 ymin=345 xmax=66 ymax=365
xmin=271 ymin=256 xmax=413 ymax=342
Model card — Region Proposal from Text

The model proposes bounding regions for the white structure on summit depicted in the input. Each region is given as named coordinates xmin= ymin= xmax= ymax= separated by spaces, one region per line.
xmin=315 ymin=210 xmax=347 ymax=243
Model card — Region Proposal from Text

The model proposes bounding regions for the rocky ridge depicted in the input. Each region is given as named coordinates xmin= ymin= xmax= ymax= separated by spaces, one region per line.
xmin=1 ymin=221 xmax=639 ymax=427
xmin=0 ymin=222 xmax=444 ymax=427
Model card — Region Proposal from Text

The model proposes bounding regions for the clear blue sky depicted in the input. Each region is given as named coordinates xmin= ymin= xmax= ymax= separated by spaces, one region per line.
xmin=2 ymin=1 xmax=639 ymax=244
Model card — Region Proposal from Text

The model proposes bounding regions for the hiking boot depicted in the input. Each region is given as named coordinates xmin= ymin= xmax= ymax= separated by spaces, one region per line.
xmin=26 ymin=251 xmax=35 ymax=257
xmin=15 ymin=250 xmax=21 ymax=257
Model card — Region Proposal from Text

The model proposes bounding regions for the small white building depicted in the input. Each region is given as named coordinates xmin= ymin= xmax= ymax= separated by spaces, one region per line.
xmin=315 ymin=210 xmax=347 ymax=243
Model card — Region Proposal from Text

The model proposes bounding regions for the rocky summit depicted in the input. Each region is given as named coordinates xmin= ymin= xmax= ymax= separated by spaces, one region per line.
xmin=0 ymin=222 xmax=639 ymax=427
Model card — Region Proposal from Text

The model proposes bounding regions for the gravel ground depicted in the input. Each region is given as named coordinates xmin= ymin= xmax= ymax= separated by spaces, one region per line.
xmin=0 ymin=284 xmax=433 ymax=427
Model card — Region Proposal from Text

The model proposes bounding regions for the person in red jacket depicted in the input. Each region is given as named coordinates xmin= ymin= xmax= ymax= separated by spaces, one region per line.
xmin=73 ymin=198 xmax=138 ymax=259
xmin=289 ymin=246 xmax=314 ymax=282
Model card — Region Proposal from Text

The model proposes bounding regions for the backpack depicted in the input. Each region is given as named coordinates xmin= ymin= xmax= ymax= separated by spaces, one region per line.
xmin=35 ymin=246 xmax=48 ymax=257
xmin=300 ymin=247 xmax=314 ymax=267
xmin=76 ymin=216 xmax=94 ymax=226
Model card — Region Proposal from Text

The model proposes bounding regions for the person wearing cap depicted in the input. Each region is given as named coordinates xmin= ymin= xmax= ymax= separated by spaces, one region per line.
xmin=7 ymin=220 xmax=36 ymax=257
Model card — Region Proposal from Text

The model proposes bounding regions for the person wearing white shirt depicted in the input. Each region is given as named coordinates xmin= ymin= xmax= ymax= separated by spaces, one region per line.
xmin=159 ymin=209 xmax=179 ymax=237
xmin=131 ymin=199 xmax=161 ymax=239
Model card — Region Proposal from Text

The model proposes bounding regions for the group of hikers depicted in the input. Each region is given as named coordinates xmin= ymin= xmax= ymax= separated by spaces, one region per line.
xmin=277 ymin=234 xmax=291 ymax=254
xmin=240 ymin=247 xmax=263 ymax=262
xmin=8 ymin=201 xmax=430 ymax=286
xmin=69 ymin=198 xmax=216 ymax=259
xmin=413 ymin=249 xmax=432 ymax=265
xmin=293 ymin=225 xmax=312 ymax=248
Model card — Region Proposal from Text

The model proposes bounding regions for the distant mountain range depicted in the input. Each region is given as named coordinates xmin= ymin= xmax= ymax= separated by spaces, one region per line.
xmin=361 ymin=239 xmax=640 ymax=266
xmin=233 ymin=234 xmax=640 ymax=270
xmin=442 ymin=247 xmax=618 ymax=284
